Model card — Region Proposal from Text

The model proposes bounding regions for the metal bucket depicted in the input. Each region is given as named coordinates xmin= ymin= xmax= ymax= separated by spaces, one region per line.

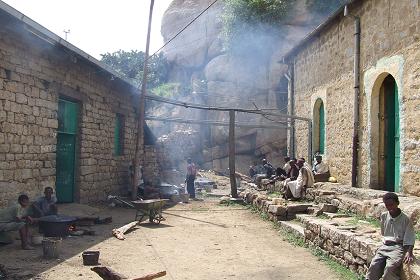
xmin=42 ymin=237 xmax=62 ymax=259
xmin=82 ymin=251 xmax=100 ymax=265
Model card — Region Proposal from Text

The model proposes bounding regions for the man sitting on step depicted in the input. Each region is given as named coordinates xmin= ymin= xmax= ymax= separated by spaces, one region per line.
xmin=283 ymin=158 xmax=314 ymax=200
xmin=366 ymin=192 xmax=415 ymax=280
xmin=312 ymin=155 xmax=330 ymax=182
xmin=0 ymin=194 xmax=35 ymax=250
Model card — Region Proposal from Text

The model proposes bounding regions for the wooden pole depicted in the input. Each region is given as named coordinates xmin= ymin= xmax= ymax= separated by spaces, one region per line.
xmin=229 ymin=110 xmax=237 ymax=198
xmin=133 ymin=0 xmax=155 ymax=200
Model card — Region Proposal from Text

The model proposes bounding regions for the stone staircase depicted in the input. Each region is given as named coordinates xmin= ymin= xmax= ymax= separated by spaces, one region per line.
xmin=239 ymin=184 xmax=420 ymax=280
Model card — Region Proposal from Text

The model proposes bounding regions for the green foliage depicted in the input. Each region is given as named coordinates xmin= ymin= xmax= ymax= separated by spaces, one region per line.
xmin=222 ymin=0 xmax=347 ymax=57
xmin=150 ymin=82 xmax=192 ymax=99
xmin=100 ymin=50 xmax=169 ymax=89
xmin=416 ymin=231 xmax=420 ymax=241
xmin=151 ymin=83 xmax=180 ymax=98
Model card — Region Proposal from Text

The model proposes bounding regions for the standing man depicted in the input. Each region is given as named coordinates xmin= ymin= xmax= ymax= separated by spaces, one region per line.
xmin=366 ymin=192 xmax=415 ymax=280
xmin=186 ymin=158 xmax=197 ymax=199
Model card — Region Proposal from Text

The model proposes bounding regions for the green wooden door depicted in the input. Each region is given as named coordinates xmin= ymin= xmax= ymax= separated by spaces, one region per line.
xmin=393 ymin=81 xmax=400 ymax=192
xmin=319 ymin=102 xmax=325 ymax=154
xmin=384 ymin=76 xmax=399 ymax=192
xmin=56 ymin=99 xmax=79 ymax=202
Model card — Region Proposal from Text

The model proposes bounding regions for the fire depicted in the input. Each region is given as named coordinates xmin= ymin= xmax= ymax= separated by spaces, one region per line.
xmin=68 ymin=225 xmax=76 ymax=232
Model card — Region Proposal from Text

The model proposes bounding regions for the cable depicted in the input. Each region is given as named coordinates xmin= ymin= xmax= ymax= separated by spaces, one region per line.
xmin=145 ymin=93 xmax=311 ymax=122
xmin=150 ymin=0 xmax=220 ymax=58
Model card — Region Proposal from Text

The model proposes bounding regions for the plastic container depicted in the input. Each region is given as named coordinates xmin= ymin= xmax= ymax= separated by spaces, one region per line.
xmin=82 ymin=251 xmax=100 ymax=266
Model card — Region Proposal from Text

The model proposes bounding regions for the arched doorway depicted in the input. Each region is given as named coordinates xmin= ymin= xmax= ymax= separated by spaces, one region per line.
xmin=313 ymin=98 xmax=325 ymax=155
xmin=378 ymin=75 xmax=400 ymax=192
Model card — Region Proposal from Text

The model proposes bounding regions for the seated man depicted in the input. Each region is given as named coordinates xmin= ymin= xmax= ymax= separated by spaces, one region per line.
xmin=366 ymin=192 xmax=415 ymax=280
xmin=0 ymin=194 xmax=35 ymax=250
xmin=312 ymin=155 xmax=330 ymax=182
xmin=262 ymin=158 xmax=275 ymax=178
xmin=249 ymin=165 xmax=257 ymax=179
xmin=284 ymin=159 xmax=314 ymax=200
xmin=275 ymin=156 xmax=291 ymax=179
xmin=33 ymin=187 xmax=58 ymax=217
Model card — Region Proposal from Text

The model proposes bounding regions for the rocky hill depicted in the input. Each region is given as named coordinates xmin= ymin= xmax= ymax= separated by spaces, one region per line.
xmin=149 ymin=0 xmax=344 ymax=174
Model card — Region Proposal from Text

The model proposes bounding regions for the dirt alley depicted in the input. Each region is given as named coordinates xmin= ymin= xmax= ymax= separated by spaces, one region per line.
xmin=0 ymin=196 xmax=342 ymax=280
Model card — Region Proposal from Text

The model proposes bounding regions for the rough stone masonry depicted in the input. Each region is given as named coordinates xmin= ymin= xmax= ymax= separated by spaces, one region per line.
xmin=0 ymin=11 xmax=144 ymax=206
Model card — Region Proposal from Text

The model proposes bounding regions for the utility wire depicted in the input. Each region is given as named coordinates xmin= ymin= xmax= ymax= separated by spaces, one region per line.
xmin=145 ymin=115 xmax=290 ymax=129
xmin=145 ymin=93 xmax=310 ymax=122
xmin=150 ymin=0 xmax=220 ymax=58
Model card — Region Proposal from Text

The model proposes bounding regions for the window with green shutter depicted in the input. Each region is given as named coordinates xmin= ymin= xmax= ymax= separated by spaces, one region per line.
xmin=114 ymin=113 xmax=124 ymax=156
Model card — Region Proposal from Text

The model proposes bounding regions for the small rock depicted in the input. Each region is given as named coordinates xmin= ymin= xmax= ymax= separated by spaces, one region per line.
xmin=319 ymin=203 xmax=338 ymax=213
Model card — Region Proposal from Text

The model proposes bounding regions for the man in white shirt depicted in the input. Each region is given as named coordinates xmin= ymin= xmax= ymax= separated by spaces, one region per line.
xmin=366 ymin=192 xmax=415 ymax=280
xmin=312 ymin=155 xmax=330 ymax=182
xmin=313 ymin=155 xmax=329 ymax=175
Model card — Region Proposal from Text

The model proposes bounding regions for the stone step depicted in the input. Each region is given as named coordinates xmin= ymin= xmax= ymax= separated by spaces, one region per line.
xmin=277 ymin=220 xmax=305 ymax=239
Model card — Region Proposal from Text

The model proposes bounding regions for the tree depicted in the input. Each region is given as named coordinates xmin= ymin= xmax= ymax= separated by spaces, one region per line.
xmin=222 ymin=0 xmax=347 ymax=58
xmin=100 ymin=50 xmax=169 ymax=89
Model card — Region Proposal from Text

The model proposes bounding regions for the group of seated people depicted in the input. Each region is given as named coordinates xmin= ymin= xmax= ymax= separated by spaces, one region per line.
xmin=249 ymin=155 xmax=331 ymax=200
xmin=0 ymin=187 xmax=58 ymax=250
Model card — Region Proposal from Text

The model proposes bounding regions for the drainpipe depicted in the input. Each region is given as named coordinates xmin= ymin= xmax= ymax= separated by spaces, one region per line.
xmin=345 ymin=6 xmax=361 ymax=188
xmin=284 ymin=63 xmax=295 ymax=158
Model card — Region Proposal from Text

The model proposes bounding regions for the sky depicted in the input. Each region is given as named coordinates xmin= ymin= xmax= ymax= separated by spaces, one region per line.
xmin=2 ymin=0 xmax=173 ymax=60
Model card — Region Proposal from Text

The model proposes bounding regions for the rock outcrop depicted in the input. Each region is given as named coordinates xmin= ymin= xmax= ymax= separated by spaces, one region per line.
xmin=150 ymin=0 xmax=343 ymax=174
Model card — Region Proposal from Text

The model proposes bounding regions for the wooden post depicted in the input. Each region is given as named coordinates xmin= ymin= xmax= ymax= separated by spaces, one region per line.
xmin=229 ymin=110 xmax=237 ymax=198
xmin=133 ymin=0 xmax=155 ymax=200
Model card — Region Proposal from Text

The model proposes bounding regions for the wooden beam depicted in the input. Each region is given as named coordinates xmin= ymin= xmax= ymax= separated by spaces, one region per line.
xmin=112 ymin=221 xmax=138 ymax=240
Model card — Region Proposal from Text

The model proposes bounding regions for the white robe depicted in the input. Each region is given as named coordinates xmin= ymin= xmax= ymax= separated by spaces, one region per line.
xmin=286 ymin=166 xmax=314 ymax=198
xmin=313 ymin=161 xmax=329 ymax=175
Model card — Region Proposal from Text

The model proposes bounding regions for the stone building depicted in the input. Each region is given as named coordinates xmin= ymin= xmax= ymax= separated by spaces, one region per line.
xmin=0 ymin=2 xmax=146 ymax=206
xmin=283 ymin=0 xmax=419 ymax=196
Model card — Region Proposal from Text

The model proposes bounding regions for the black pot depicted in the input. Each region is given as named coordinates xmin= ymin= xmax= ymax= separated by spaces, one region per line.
xmin=38 ymin=215 xmax=76 ymax=237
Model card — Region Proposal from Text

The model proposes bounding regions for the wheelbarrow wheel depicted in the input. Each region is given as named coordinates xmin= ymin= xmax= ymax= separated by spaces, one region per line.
xmin=152 ymin=217 xmax=161 ymax=224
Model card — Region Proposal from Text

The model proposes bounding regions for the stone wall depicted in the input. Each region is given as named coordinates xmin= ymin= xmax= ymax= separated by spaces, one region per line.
xmin=291 ymin=0 xmax=420 ymax=195
xmin=0 ymin=20 xmax=141 ymax=206
xmin=143 ymin=145 xmax=160 ymax=186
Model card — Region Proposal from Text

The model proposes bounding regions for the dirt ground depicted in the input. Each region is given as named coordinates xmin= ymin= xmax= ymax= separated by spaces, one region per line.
xmin=0 ymin=195 xmax=341 ymax=280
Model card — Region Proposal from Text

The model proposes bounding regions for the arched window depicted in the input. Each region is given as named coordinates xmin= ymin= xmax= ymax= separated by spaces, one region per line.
xmin=313 ymin=98 xmax=325 ymax=154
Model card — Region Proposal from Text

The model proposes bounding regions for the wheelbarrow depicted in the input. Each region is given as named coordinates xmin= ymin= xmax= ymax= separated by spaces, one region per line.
xmin=131 ymin=199 xmax=168 ymax=224
xmin=109 ymin=196 xmax=168 ymax=224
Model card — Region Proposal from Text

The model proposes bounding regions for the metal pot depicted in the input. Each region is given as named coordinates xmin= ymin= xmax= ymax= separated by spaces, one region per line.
xmin=38 ymin=215 xmax=76 ymax=237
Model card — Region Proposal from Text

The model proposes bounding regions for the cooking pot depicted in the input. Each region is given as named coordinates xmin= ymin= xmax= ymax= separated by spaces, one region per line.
xmin=38 ymin=215 xmax=76 ymax=237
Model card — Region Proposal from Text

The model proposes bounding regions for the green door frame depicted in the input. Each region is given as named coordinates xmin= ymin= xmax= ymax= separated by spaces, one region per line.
xmin=56 ymin=98 xmax=79 ymax=202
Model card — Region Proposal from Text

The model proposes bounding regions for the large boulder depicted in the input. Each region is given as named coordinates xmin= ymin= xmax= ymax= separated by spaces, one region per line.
xmin=161 ymin=0 xmax=224 ymax=68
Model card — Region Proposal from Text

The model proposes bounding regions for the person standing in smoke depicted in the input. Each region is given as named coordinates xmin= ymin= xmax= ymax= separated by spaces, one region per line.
xmin=185 ymin=158 xmax=197 ymax=199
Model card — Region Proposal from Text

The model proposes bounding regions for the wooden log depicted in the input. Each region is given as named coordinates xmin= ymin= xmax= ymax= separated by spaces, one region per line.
xmin=91 ymin=266 xmax=128 ymax=279
xmin=132 ymin=271 xmax=166 ymax=280
xmin=112 ymin=221 xmax=138 ymax=240
xmin=91 ymin=267 xmax=166 ymax=280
